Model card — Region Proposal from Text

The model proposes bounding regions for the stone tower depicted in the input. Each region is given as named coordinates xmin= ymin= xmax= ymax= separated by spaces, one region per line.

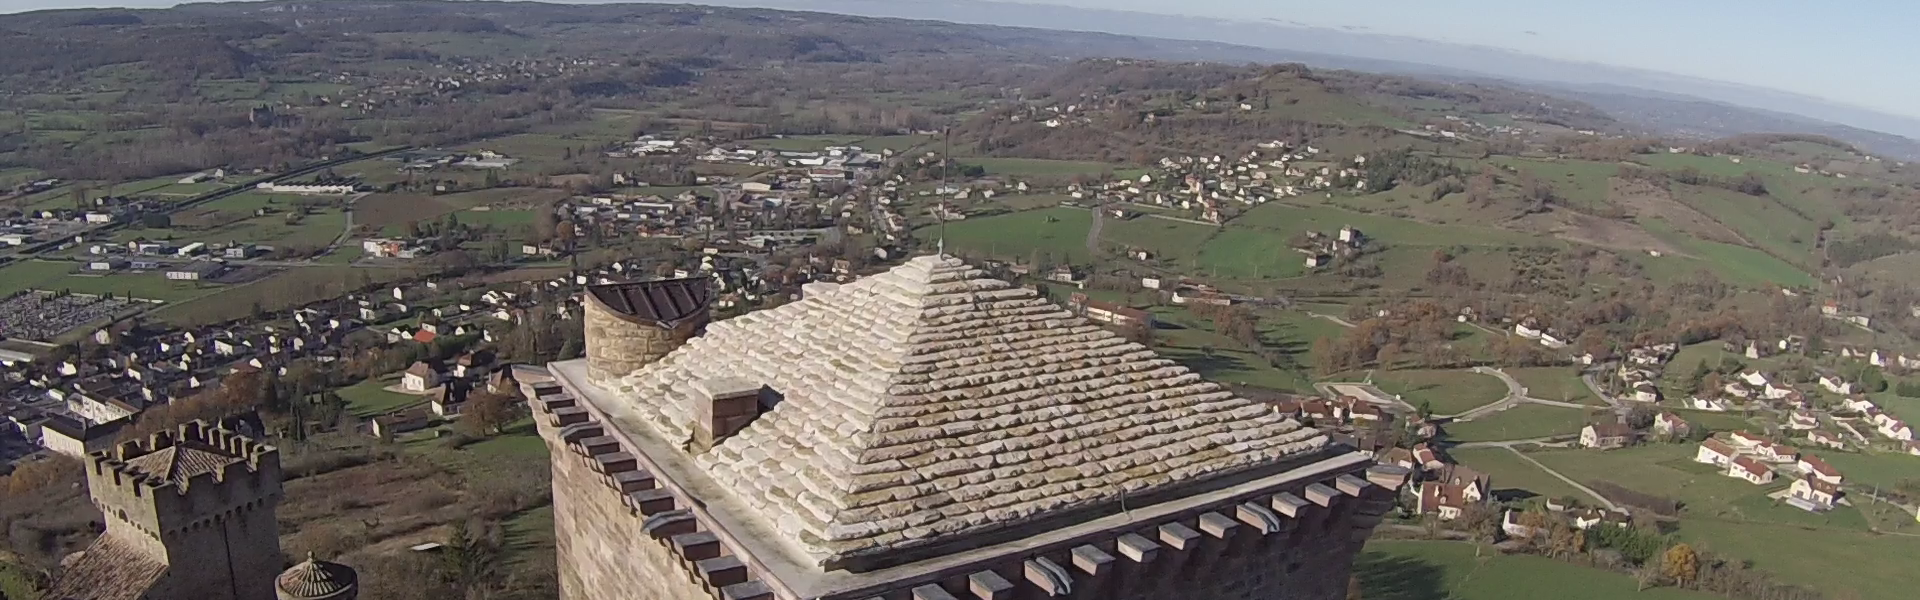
xmin=533 ymin=256 xmax=1408 ymax=600
xmin=275 ymin=554 xmax=359 ymax=600
xmin=42 ymin=420 xmax=285 ymax=600
xmin=581 ymin=277 xmax=713 ymax=386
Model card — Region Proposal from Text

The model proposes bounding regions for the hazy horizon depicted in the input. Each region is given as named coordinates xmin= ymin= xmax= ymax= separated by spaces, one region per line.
xmin=3 ymin=0 xmax=1914 ymax=123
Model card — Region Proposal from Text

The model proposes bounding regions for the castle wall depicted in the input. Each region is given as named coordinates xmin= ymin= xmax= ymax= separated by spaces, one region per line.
xmin=157 ymin=502 xmax=283 ymax=600
xmin=582 ymin=298 xmax=705 ymax=385
xmin=541 ymin=417 xmax=716 ymax=600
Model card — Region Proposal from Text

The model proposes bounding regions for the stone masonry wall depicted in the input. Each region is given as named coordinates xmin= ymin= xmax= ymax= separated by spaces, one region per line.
xmin=583 ymin=300 xmax=706 ymax=386
xmin=542 ymin=417 xmax=715 ymax=600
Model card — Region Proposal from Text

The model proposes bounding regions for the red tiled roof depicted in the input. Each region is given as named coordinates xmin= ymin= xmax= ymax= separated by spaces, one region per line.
xmin=1732 ymin=456 xmax=1771 ymax=477
xmin=412 ymin=329 xmax=438 ymax=344
xmin=1801 ymin=455 xmax=1841 ymax=477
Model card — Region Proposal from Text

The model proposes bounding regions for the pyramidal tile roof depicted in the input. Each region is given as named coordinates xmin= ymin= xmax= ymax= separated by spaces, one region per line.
xmin=121 ymin=441 xmax=246 ymax=486
xmin=609 ymin=255 xmax=1328 ymax=564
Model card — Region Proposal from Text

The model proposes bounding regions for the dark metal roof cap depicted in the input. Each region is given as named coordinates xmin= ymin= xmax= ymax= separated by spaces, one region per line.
xmin=586 ymin=277 xmax=713 ymax=327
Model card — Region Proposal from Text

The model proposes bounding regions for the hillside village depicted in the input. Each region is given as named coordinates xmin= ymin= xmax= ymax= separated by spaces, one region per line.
xmin=4 ymin=3 xmax=1920 ymax=600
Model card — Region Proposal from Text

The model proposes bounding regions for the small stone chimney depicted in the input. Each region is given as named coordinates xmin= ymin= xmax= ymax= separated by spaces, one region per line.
xmin=690 ymin=378 xmax=767 ymax=453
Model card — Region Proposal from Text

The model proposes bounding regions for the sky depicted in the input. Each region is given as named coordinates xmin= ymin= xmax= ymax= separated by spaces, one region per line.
xmin=1 ymin=0 xmax=1914 ymax=118
xmin=1034 ymin=0 xmax=1918 ymax=119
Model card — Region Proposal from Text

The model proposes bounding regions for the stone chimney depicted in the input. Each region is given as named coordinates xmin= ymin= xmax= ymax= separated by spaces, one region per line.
xmin=691 ymin=378 xmax=767 ymax=453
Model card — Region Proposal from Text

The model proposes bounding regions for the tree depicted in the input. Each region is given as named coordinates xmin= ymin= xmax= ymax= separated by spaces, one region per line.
xmin=461 ymin=393 xmax=520 ymax=437
xmin=1662 ymin=543 xmax=1699 ymax=588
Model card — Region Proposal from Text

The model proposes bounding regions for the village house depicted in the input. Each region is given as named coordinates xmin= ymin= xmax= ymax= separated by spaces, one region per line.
xmin=1653 ymin=412 xmax=1691 ymax=437
xmin=1728 ymin=455 xmax=1776 ymax=485
xmin=1806 ymin=430 xmax=1848 ymax=450
xmin=1580 ymin=422 xmax=1633 ymax=449
xmin=1375 ymin=447 xmax=1419 ymax=472
xmin=402 ymin=361 xmax=442 ymax=392
xmin=1754 ymin=441 xmax=1799 ymax=463
xmin=1629 ymin=381 xmax=1661 ymax=403
xmin=370 ymin=409 xmax=432 ymax=439
xmin=1843 ymin=396 xmax=1879 ymax=413
xmin=1788 ymin=410 xmax=1819 ymax=430
xmin=1730 ymin=430 xmax=1768 ymax=448
xmin=1412 ymin=443 xmax=1445 ymax=470
xmin=1880 ymin=419 xmax=1914 ymax=441
xmin=1065 ymin=293 xmax=1155 ymax=330
xmin=1570 ymin=507 xmax=1631 ymax=530
xmin=1416 ymin=481 xmax=1472 ymax=520
xmin=1695 ymin=438 xmax=1737 ymax=467
xmin=431 ymin=381 xmax=470 ymax=417
xmin=1819 ymin=374 xmax=1854 ymax=395
xmin=1689 ymin=395 xmax=1731 ymax=412
xmin=1798 ymin=455 xmax=1843 ymax=484
xmin=1787 ymin=477 xmax=1842 ymax=512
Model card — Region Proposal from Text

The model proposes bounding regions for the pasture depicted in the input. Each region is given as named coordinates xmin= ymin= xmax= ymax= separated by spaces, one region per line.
xmin=1444 ymin=405 xmax=1592 ymax=442
xmin=1368 ymin=369 xmax=1508 ymax=416
xmin=924 ymin=207 xmax=1093 ymax=264
xmin=1355 ymin=540 xmax=1716 ymax=600
xmin=1507 ymin=367 xmax=1601 ymax=405
xmin=957 ymin=157 xmax=1125 ymax=177
xmin=1447 ymin=447 xmax=1586 ymax=502
xmin=0 ymin=259 xmax=222 ymax=303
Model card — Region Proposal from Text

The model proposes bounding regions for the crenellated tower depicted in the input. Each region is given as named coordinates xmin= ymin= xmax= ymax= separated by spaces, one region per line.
xmin=44 ymin=419 xmax=286 ymax=600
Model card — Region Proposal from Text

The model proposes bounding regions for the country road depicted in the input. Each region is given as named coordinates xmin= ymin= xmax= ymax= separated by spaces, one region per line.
xmin=1504 ymin=446 xmax=1620 ymax=511
xmin=1307 ymin=312 xmax=1357 ymax=328
xmin=1087 ymin=203 xmax=1104 ymax=253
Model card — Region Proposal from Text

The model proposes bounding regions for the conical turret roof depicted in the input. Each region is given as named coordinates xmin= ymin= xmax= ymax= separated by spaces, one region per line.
xmin=275 ymin=554 xmax=357 ymax=600
xmin=610 ymin=255 xmax=1327 ymax=563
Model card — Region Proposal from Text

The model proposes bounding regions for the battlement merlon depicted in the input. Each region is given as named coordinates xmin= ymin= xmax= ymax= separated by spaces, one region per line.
xmin=84 ymin=420 xmax=284 ymax=536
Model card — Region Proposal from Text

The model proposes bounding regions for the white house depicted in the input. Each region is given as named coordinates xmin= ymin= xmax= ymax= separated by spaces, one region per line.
xmin=402 ymin=362 xmax=441 ymax=392
xmin=1630 ymin=382 xmax=1661 ymax=403
xmin=1689 ymin=396 xmax=1731 ymax=412
xmin=1797 ymin=456 xmax=1843 ymax=484
xmin=1515 ymin=322 xmax=1544 ymax=339
xmin=1787 ymin=411 xmax=1819 ymax=430
xmin=1819 ymin=375 xmax=1854 ymax=395
xmin=1727 ymin=456 xmax=1775 ymax=485
xmin=1843 ymin=397 xmax=1879 ymax=413
xmin=1788 ymin=477 xmax=1842 ymax=512
xmin=1880 ymin=419 xmax=1914 ymax=441
xmin=1695 ymin=439 xmax=1736 ymax=467
xmin=1730 ymin=431 xmax=1767 ymax=448
xmin=1806 ymin=430 xmax=1847 ymax=451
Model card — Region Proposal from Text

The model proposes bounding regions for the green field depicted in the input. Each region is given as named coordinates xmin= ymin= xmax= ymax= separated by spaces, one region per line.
xmin=1641 ymin=218 xmax=1814 ymax=287
xmin=745 ymin=134 xmax=868 ymax=152
xmin=1444 ymin=405 xmax=1592 ymax=442
xmin=1507 ymin=367 xmax=1602 ymax=405
xmin=339 ymin=377 xmax=426 ymax=418
xmin=1356 ymin=540 xmax=1715 ymax=600
xmin=1527 ymin=445 xmax=1789 ymax=523
xmin=1448 ymin=446 xmax=1585 ymax=502
xmin=957 ymin=157 xmax=1124 ymax=177
xmin=1099 ymin=216 xmax=1217 ymax=265
xmin=925 ymin=207 xmax=1093 ymax=264
xmin=1675 ymin=517 xmax=1920 ymax=600
xmin=1151 ymin=306 xmax=1311 ymax=393
xmin=1195 ymin=228 xmax=1311 ymax=279
xmin=151 ymin=266 xmax=424 ymax=327
xmin=1233 ymin=203 xmax=1543 ymax=247
xmin=0 ymin=259 xmax=223 ymax=303
xmin=1491 ymin=156 xmax=1617 ymax=211
xmin=1369 ymin=369 xmax=1508 ymax=416
xmin=1667 ymin=185 xmax=1818 ymax=267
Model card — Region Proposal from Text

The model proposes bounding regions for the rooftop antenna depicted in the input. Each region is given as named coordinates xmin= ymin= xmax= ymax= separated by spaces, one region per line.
xmin=938 ymin=125 xmax=952 ymax=257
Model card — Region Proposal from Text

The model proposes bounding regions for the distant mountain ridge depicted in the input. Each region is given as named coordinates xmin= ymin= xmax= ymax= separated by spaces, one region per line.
xmin=677 ymin=0 xmax=1920 ymax=159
